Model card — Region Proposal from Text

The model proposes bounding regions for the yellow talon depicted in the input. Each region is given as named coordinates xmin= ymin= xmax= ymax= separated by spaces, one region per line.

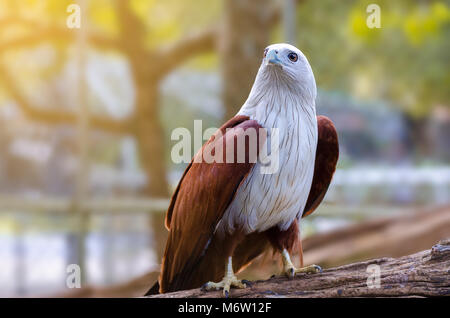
xmin=282 ymin=249 xmax=322 ymax=278
xmin=201 ymin=256 xmax=249 ymax=297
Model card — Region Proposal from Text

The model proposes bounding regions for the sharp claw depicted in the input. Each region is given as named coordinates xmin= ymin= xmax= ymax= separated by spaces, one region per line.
xmin=202 ymin=276 xmax=248 ymax=297
xmin=241 ymin=279 xmax=252 ymax=287
xmin=314 ymin=265 xmax=323 ymax=273
xmin=290 ymin=268 xmax=295 ymax=278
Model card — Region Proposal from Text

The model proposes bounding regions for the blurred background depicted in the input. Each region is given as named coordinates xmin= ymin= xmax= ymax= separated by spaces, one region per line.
xmin=0 ymin=0 xmax=449 ymax=297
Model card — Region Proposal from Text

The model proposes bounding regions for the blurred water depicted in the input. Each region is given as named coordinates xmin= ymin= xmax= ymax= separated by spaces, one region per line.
xmin=0 ymin=214 xmax=157 ymax=297
xmin=327 ymin=166 xmax=450 ymax=205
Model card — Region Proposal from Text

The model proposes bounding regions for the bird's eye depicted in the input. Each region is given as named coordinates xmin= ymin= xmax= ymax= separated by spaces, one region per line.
xmin=263 ymin=48 xmax=268 ymax=57
xmin=288 ymin=52 xmax=298 ymax=62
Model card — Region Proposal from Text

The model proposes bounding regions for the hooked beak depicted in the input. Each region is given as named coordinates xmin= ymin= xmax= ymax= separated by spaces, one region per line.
xmin=265 ymin=50 xmax=282 ymax=66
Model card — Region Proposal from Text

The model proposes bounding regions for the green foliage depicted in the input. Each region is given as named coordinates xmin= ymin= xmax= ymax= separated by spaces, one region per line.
xmin=294 ymin=0 xmax=450 ymax=117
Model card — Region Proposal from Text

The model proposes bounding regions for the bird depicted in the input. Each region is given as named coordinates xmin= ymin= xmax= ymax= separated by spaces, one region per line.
xmin=145 ymin=43 xmax=339 ymax=297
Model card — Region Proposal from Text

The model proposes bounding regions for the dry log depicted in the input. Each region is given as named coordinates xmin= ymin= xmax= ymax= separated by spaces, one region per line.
xmin=238 ymin=205 xmax=450 ymax=280
xmin=148 ymin=239 xmax=450 ymax=298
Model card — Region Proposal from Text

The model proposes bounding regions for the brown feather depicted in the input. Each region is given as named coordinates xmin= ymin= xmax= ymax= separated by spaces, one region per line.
xmin=159 ymin=116 xmax=265 ymax=293
xmin=265 ymin=220 xmax=299 ymax=253
xmin=302 ymin=115 xmax=339 ymax=218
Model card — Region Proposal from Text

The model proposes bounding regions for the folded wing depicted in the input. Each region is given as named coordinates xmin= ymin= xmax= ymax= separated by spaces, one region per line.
xmin=302 ymin=115 xmax=339 ymax=218
xmin=160 ymin=115 xmax=265 ymax=292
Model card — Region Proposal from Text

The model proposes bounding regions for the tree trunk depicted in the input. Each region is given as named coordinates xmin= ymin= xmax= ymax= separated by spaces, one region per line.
xmin=116 ymin=0 xmax=171 ymax=275
xmin=221 ymin=0 xmax=275 ymax=120
xmin=404 ymin=114 xmax=431 ymax=159
xmin=148 ymin=239 xmax=450 ymax=298
xmin=132 ymin=81 xmax=169 ymax=267
xmin=133 ymin=83 xmax=169 ymax=197
xmin=116 ymin=0 xmax=169 ymax=198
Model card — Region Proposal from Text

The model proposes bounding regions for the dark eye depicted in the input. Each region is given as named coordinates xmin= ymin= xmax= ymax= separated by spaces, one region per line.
xmin=263 ymin=48 xmax=268 ymax=57
xmin=288 ymin=52 xmax=298 ymax=62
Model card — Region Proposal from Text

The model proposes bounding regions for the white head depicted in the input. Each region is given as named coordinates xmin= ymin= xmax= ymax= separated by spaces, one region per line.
xmin=245 ymin=43 xmax=317 ymax=108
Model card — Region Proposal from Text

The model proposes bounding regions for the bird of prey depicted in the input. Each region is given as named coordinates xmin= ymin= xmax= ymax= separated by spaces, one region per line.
xmin=146 ymin=43 xmax=339 ymax=297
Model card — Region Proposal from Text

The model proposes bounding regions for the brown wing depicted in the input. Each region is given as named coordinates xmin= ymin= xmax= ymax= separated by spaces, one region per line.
xmin=159 ymin=115 xmax=265 ymax=293
xmin=302 ymin=115 xmax=339 ymax=218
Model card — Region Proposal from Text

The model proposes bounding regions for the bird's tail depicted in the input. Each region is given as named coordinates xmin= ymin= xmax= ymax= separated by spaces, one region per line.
xmin=144 ymin=281 xmax=160 ymax=296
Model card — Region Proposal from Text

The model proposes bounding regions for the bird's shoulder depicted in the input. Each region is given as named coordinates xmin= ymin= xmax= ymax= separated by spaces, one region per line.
xmin=165 ymin=114 xmax=265 ymax=229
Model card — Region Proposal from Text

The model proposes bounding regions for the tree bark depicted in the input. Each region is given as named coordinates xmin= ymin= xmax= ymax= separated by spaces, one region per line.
xmin=221 ymin=0 xmax=277 ymax=120
xmin=132 ymin=84 xmax=170 ymax=197
xmin=404 ymin=115 xmax=431 ymax=159
xmin=148 ymin=239 xmax=450 ymax=298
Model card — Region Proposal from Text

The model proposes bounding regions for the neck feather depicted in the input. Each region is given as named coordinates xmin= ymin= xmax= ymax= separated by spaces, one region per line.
xmin=238 ymin=69 xmax=316 ymax=129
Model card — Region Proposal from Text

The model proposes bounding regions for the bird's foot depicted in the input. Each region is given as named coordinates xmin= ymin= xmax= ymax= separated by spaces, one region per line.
xmin=201 ymin=275 xmax=248 ymax=297
xmin=281 ymin=248 xmax=322 ymax=279
xmin=284 ymin=264 xmax=322 ymax=279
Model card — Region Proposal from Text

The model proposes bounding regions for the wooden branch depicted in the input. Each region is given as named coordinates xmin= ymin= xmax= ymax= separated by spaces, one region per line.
xmin=0 ymin=19 xmax=122 ymax=52
xmin=152 ymin=0 xmax=304 ymax=79
xmin=148 ymin=239 xmax=450 ymax=298
xmin=153 ymin=28 xmax=217 ymax=78
xmin=0 ymin=63 xmax=131 ymax=133
xmin=0 ymin=17 xmax=132 ymax=134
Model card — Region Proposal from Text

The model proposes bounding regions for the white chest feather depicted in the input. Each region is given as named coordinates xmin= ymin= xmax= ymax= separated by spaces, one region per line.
xmin=217 ymin=99 xmax=318 ymax=235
